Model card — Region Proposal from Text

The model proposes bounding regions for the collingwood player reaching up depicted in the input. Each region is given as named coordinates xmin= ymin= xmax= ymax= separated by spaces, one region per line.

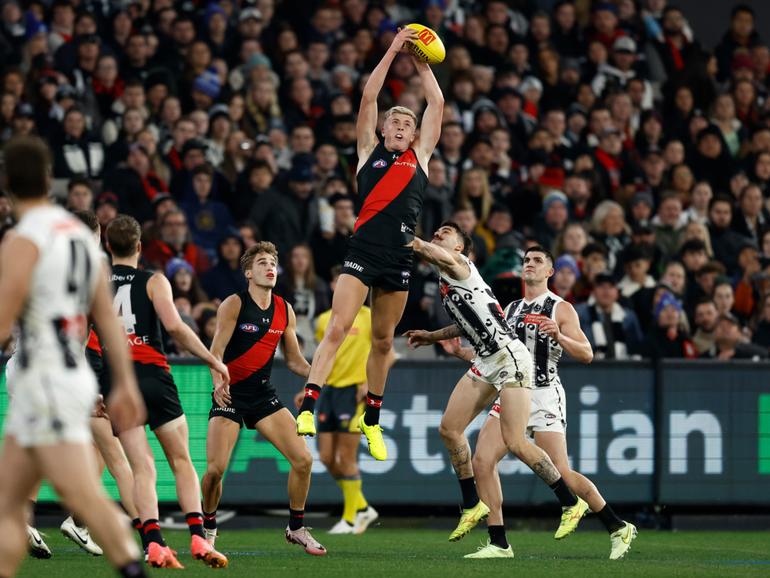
xmin=201 ymin=242 xmax=326 ymax=556
xmin=446 ymin=246 xmax=637 ymax=559
xmin=105 ymin=215 xmax=229 ymax=569
xmin=404 ymin=224 xmax=566 ymax=553
xmin=0 ymin=136 xmax=146 ymax=578
xmin=296 ymin=27 xmax=444 ymax=462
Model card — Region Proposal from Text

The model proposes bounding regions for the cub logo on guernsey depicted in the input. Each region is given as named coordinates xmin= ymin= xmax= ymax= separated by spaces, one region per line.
xmin=240 ymin=323 xmax=259 ymax=333
xmin=372 ymin=159 xmax=387 ymax=169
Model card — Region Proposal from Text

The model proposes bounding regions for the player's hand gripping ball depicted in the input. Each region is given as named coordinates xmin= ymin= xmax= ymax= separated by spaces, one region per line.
xmin=405 ymin=23 xmax=445 ymax=64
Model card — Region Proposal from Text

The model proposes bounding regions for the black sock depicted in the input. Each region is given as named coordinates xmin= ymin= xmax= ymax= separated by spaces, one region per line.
xmin=363 ymin=392 xmax=383 ymax=425
xmin=186 ymin=512 xmax=205 ymax=538
xmin=72 ymin=514 xmax=85 ymax=527
xmin=298 ymin=384 xmax=321 ymax=414
xmin=550 ymin=478 xmax=578 ymax=507
xmin=142 ymin=519 xmax=166 ymax=547
xmin=118 ymin=561 xmax=147 ymax=577
xmin=596 ymin=504 xmax=625 ymax=534
xmin=289 ymin=508 xmax=304 ymax=531
xmin=131 ymin=518 xmax=146 ymax=548
xmin=203 ymin=510 xmax=217 ymax=530
xmin=488 ymin=525 xmax=509 ymax=549
xmin=458 ymin=476 xmax=479 ymax=510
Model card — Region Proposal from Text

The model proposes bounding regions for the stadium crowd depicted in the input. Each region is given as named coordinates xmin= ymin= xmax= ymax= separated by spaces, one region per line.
xmin=1 ymin=0 xmax=770 ymax=361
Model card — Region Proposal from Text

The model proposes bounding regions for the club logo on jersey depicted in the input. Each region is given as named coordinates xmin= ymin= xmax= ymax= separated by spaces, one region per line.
xmin=524 ymin=313 xmax=547 ymax=325
xmin=372 ymin=159 xmax=387 ymax=168
xmin=240 ymin=323 xmax=259 ymax=333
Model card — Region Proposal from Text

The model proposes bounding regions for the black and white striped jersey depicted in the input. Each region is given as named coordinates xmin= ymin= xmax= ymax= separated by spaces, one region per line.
xmin=438 ymin=255 xmax=516 ymax=358
xmin=504 ymin=291 xmax=564 ymax=388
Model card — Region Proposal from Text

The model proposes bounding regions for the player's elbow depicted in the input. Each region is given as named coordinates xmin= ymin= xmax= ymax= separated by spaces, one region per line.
xmin=164 ymin=320 xmax=187 ymax=339
xmin=579 ymin=348 xmax=594 ymax=364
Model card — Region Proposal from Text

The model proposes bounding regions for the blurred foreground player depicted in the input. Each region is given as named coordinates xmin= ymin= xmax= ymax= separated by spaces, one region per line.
xmin=201 ymin=242 xmax=326 ymax=555
xmin=105 ymin=215 xmax=229 ymax=569
xmin=0 ymin=136 xmax=146 ymax=577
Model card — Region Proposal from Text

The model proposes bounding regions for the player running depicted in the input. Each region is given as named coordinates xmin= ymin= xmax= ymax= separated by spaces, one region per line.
xmin=0 ymin=136 xmax=146 ymax=577
xmin=105 ymin=215 xmax=229 ymax=569
xmin=200 ymin=242 xmax=326 ymax=556
xmin=295 ymin=267 xmax=379 ymax=535
xmin=404 ymin=224 xmax=570 ymax=552
xmin=8 ymin=210 xmax=134 ymax=559
xmin=448 ymin=246 xmax=637 ymax=559
xmin=296 ymin=27 xmax=444 ymax=462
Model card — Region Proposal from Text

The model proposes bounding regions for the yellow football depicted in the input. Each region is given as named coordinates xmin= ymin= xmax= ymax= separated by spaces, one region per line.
xmin=405 ymin=23 xmax=445 ymax=64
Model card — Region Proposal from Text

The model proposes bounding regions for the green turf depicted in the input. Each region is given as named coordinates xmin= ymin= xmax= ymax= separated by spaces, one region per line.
xmin=15 ymin=528 xmax=770 ymax=577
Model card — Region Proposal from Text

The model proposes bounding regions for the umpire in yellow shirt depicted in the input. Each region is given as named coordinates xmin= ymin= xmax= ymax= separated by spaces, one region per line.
xmin=295 ymin=268 xmax=379 ymax=534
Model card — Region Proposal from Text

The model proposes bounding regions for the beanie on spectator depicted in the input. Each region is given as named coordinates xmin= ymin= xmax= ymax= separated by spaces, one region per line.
xmin=543 ymin=190 xmax=569 ymax=213
xmin=655 ymin=291 xmax=682 ymax=320
xmin=193 ymin=69 xmax=221 ymax=100
xmin=166 ymin=257 xmax=194 ymax=280
xmin=555 ymin=254 xmax=581 ymax=279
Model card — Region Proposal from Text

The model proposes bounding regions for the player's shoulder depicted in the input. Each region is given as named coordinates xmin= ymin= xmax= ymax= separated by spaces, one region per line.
xmin=16 ymin=205 xmax=85 ymax=248
xmin=219 ymin=292 xmax=244 ymax=315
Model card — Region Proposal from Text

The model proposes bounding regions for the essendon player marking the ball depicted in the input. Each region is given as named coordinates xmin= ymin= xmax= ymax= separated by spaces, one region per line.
xmin=201 ymin=242 xmax=326 ymax=556
xmin=0 ymin=136 xmax=146 ymax=577
xmin=105 ymin=215 xmax=229 ymax=569
xmin=297 ymin=26 xmax=444 ymax=461
xmin=404 ymin=224 xmax=569 ymax=552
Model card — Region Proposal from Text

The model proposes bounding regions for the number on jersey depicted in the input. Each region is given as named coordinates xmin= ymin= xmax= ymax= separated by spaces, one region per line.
xmin=113 ymin=284 xmax=137 ymax=334
xmin=66 ymin=239 xmax=92 ymax=307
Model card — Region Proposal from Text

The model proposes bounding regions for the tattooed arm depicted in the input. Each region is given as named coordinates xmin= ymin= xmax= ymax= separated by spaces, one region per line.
xmin=403 ymin=324 xmax=463 ymax=348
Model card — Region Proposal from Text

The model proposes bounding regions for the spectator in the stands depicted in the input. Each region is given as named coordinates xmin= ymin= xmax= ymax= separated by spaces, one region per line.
xmin=709 ymin=194 xmax=749 ymax=275
xmin=249 ymin=153 xmax=318 ymax=258
xmin=201 ymin=230 xmax=247 ymax=303
xmin=551 ymin=254 xmax=580 ymax=304
xmin=642 ymin=290 xmax=698 ymax=359
xmin=311 ymin=192 xmax=355 ymax=283
xmin=182 ymin=163 xmax=235 ymax=259
xmin=65 ymin=176 xmax=95 ymax=212
xmin=692 ymin=298 xmax=719 ymax=355
xmin=144 ymin=208 xmax=210 ymax=274
xmin=576 ymin=271 xmax=644 ymax=360
xmin=276 ymin=243 xmax=330 ymax=352
xmin=617 ymin=243 xmax=655 ymax=298
xmin=703 ymin=313 xmax=767 ymax=360
xmin=52 ymin=106 xmax=104 ymax=179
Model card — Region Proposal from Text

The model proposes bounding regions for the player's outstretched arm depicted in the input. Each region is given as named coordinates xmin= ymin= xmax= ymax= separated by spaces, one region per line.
xmin=147 ymin=272 xmax=230 ymax=384
xmin=541 ymin=302 xmax=594 ymax=364
xmin=412 ymin=58 xmax=444 ymax=167
xmin=209 ymin=294 xmax=240 ymax=407
xmin=411 ymin=237 xmax=468 ymax=278
xmin=357 ymin=27 xmax=418 ymax=165
xmin=282 ymin=304 xmax=311 ymax=378
xmin=404 ymin=323 xmax=462 ymax=348
xmin=0 ymin=236 xmax=37 ymax=344
xmin=91 ymin=263 xmax=146 ymax=431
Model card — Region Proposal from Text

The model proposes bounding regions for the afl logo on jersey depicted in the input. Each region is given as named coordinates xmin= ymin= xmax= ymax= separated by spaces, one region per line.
xmin=372 ymin=159 xmax=387 ymax=168
xmin=239 ymin=323 xmax=259 ymax=333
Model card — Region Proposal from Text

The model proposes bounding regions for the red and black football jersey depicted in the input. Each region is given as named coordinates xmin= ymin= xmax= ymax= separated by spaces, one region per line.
xmin=111 ymin=264 xmax=170 ymax=371
xmin=224 ymin=292 xmax=287 ymax=388
xmin=353 ymin=142 xmax=428 ymax=248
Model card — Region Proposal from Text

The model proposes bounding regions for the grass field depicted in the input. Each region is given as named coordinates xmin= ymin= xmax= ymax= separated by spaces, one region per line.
xmin=15 ymin=527 xmax=770 ymax=577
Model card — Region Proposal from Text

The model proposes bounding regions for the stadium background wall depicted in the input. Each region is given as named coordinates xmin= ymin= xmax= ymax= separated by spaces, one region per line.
xmin=1 ymin=360 xmax=768 ymax=506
